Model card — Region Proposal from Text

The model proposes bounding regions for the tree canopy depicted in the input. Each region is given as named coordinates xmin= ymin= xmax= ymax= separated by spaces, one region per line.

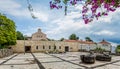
xmin=16 ymin=31 xmax=24 ymax=40
xmin=69 ymin=33 xmax=79 ymax=40
xmin=0 ymin=13 xmax=16 ymax=46
xmin=85 ymin=37 xmax=93 ymax=42
xmin=116 ymin=45 xmax=120 ymax=53
xmin=50 ymin=0 xmax=120 ymax=24
xmin=60 ymin=38 xmax=65 ymax=41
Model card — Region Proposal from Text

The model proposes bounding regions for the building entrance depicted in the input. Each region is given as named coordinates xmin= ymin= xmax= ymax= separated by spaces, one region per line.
xmin=65 ymin=46 xmax=69 ymax=52
xmin=25 ymin=46 xmax=31 ymax=53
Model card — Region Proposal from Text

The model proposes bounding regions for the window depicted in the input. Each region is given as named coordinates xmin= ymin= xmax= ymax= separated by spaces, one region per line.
xmin=43 ymin=45 xmax=45 ymax=49
xmin=36 ymin=46 xmax=38 ymax=50
xmin=49 ymin=46 xmax=51 ymax=49
xmin=54 ymin=46 xmax=56 ymax=50
xmin=103 ymin=44 xmax=108 ymax=46
xmin=59 ymin=46 xmax=61 ymax=49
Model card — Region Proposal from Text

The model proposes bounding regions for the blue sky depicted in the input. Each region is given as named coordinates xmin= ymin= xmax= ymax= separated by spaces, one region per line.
xmin=0 ymin=0 xmax=120 ymax=46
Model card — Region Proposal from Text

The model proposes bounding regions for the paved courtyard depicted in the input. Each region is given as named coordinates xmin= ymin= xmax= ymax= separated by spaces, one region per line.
xmin=0 ymin=52 xmax=120 ymax=69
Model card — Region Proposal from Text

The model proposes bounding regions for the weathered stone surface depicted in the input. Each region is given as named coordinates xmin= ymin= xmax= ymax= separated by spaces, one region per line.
xmin=1 ymin=52 xmax=120 ymax=69
xmin=0 ymin=49 xmax=13 ymax=58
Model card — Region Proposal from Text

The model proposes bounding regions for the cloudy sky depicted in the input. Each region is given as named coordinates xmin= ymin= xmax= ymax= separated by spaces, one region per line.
xmin=0 ymin=0 xmax=120 ymax=45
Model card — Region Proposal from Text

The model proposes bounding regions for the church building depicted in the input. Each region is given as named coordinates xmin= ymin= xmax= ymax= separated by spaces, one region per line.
xmin=12 ymin=28 xmax=112 ymax=53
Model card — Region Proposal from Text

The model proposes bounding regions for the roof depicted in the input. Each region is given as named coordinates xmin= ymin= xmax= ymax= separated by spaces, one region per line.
xmin=64 ymin=40 xmax=95 ymax=44
xmin=83 ymin=41 xmax=96 ymax=44
xmin=32 ymin=29 xmax=46 ymax=36
xmin=64 ymin=40 xmax=79 ymax=42
xmin=99 ymin=39 xmax=110 ymax=44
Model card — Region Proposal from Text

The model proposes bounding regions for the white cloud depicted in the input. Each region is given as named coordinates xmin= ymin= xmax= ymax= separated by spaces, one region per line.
xmin=74 ymin=4 xmax=83 ymax=10
xmin=0 ymin=0 xmax=21 ymax=11
xmin=45 ymin=9 xmax=92 ymax=39
xmin=0 ymin=0 xmax=30 ymax=17
xmin=97 ymin=16 xmax=112 ymax=23
xmin=66 ymin=11 xmax=81 ymax=19
xmin=1 ymin=0 xmax=120 ymax=43
xmin=44 ymin=4 xmax=120 ymax=40
xmin=33 ymin=11 xmax=49 ymax=22
xmin=0 ymin=0 xmax=49 ymax=22
xmin=94 ymin=30 xmax=116 ymax=36
xmin=110 ymin=42 xmax=118 ymax=47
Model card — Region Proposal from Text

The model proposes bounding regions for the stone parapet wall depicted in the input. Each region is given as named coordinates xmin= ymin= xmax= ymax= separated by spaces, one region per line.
xmin=0 ymin=49 xmax=13 ymax=58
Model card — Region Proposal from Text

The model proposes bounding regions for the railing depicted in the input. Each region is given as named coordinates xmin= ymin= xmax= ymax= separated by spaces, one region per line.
xmin=0 ymin=49 xmax=13 ymax=58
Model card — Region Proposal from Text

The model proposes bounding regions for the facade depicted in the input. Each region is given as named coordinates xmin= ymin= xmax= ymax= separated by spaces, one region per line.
xmin=12 ymin=29 xmax=112 ymax=53
xmin=27 ymin=28 xmax=47 ymax=41
xmin=79 ymin=41 xmax=97 ymax=51
xmin=12 ymin=40 xmax=79 ymax=53
xmin=97 ymin=39 xmax=112 ymax=51
xmin=65 ymin=40 xmax=97 ymax=51
xmin=12 ymin=40 xmax=111 ymax=53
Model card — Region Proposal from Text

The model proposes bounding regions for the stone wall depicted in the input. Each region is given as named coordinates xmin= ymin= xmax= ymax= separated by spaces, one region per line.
xmin=31 ymin=29 xmax=47 ymax=41
xmin=0 ymin=49 xmax=13 ymax=58
xmin=12 ymin=40 xmax=79 ymax=53
xmin=78 ymin=44 xmax=97 ymax=51
xmin=12 ymin=40 xmax=111 ymax=53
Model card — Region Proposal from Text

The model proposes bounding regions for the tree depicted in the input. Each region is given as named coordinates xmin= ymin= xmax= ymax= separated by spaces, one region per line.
xmin=94 ymin=47 xmax=106 ymax=53
xmin=69 ymin=33 xmax=79 ymax=40
xmin=0 ymin=13 xmax=16 ymax=47
xmin=60 ymin=38 xmax=64 ymax=41
xmin=76 ymin=37 xmax=79 ymax=40
xmin=16 ymin=31 xmax=24 ymax=40
xmin=116 ymin=45 xmax=120 ymax=53
xmin=50 ymin=0 xmax=120 ymax=24
xmin=85 ymin=37 xmax=93 ymax=42
xmin=47 ymin=38 xmax=51 ymax=41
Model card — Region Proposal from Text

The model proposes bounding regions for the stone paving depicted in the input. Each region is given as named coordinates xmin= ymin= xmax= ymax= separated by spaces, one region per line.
xmin=0 ymin=53 xmax=39 ymax=69
xmin=0 ymin=52 xmax=120 ymax=69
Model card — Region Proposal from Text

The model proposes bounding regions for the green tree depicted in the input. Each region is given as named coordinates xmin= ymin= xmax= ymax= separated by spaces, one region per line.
xmin=47 ymin=38 xmax=51 ymax=41
xmin=69 ymin=33 xmax=79 ymax=40
xmin=60 ymin=38 xmax=64 ymax=41
xmin=76 ymin=37 xmax=79 ymax=40
xmin=94 ymin=47 xmax=106 ymax=53
xmin=16 ymin=31 xmax=24 ymax=40
xmin=85 ymin=37 xmax=93 ymax=42
xmin=116 ymin=45 xmax=120 ymax=53
xmin=0 ymin=13 xmax=16 ymax=47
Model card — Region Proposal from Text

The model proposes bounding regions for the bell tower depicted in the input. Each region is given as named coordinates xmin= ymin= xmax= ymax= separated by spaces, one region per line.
xmin=38 ymin=28 xmax=41 ymax=32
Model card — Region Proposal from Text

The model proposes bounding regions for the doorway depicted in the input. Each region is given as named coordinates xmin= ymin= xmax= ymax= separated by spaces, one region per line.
xmin=25 ymin=46 xmax=31 ymax=53
xmin=65 ymin=46 xmax=69 ymax=52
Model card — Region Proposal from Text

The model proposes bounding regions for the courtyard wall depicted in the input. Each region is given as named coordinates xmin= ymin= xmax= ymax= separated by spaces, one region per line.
xmin=0 ymin=49 xmax=13 ymax=58
xmin=12 ymin=40 xmax=111 ymax=53
xmin=12 ymin=40 xmax=79 ymax=53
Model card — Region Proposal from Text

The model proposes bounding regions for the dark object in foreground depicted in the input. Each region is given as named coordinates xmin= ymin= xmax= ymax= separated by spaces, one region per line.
xmin=80 ymin=52 xmax=95 ymax=64
xmin=96 ymin=53 xmax=111 ymax=61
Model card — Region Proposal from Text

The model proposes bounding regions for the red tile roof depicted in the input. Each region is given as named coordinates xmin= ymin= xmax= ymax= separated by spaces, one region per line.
xmin=64 ymin=40 xmax=95 ymax=44
xmin=64 ymin=40 xmax=79 ymax=42
xmin=99 ymin=39 xmax=110 ymax=44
